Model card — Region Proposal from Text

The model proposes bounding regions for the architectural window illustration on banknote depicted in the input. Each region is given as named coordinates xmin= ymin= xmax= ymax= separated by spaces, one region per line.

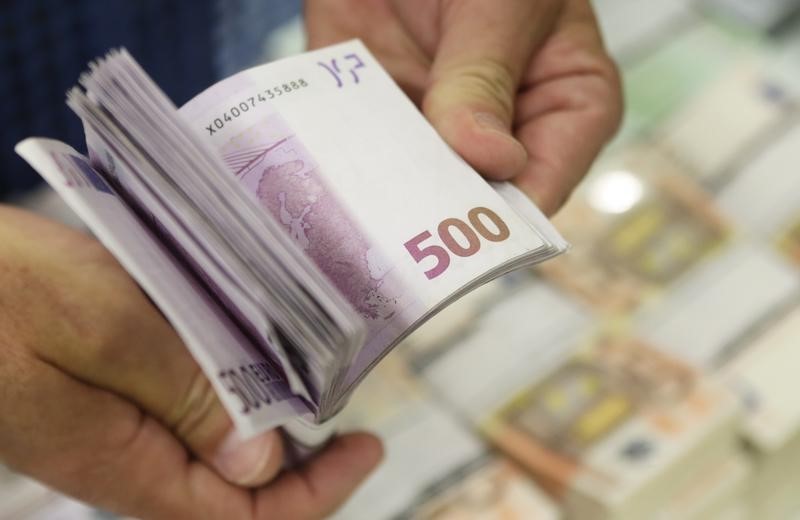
xmin=538 ymin=146 xmax=729 ymax=312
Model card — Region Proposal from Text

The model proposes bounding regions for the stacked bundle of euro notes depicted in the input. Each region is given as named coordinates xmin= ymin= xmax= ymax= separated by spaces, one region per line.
xmin=721 ymin=305 xmax=800 ymax=519
xmin=618 ymin=47 xmax=800 ymax=519
xmin=407 ymin=281 xmax=743 ymax=520
xmin=331 ymin=357 xmax=560 ymax=520
xmin=478 ymin=336 xmax=741 ymax=520
xmin=712 ymin=112 xmax=800 ymax=520
xmin=537 ymin=146 xmax=731 ymax=315
xmin=542 ymin=140 xmax=800 ymax=372
xmin=655 ymin=455 xmax=751 ymax=520
xmin=705 ymin=108 xmax=800 ymax=515
xmin=15 ymin=40 xmax=567 ymax=447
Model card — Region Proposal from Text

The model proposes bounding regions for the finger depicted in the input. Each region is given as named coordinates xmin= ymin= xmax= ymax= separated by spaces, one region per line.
xmin=513 ymin=0 xmax=623 ymax=214
xmin=514 ymin=74 xmax=621 ymax=215
xmin=423 ymin=0 xmax=563 ymax=180
xmin=256 ymin=432 xmax=384 ymax=519
xmin=0 ymin=207 xmax=284 ymax=487
xmin=0 ymin=348 xmax=254 ymax=519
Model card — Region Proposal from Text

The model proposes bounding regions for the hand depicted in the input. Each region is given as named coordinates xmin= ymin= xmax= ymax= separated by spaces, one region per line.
xmin=0 ymin=206 xmax=382 ymax=519
xmin=305 ymin=0 xmax=623 ymax=215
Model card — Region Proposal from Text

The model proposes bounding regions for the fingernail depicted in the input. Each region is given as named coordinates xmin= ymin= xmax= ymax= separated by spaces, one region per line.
xmin=474 ymin=112 xmax=509 ymax=134
xmin=214 ymin=431 xmax=278 ymax=486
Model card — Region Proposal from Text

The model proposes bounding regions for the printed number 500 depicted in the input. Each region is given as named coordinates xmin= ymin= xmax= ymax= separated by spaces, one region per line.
xmin=404 ymin=207 xmax=511 ymax=280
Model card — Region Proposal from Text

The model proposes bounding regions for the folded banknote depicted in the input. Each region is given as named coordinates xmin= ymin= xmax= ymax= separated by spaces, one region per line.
xmin=15 ymin=40 xmax=567 ymax=445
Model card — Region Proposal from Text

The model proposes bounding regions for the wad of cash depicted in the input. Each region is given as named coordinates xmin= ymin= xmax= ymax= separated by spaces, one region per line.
xmin=15 ymin=40 xmax=567 ymax=449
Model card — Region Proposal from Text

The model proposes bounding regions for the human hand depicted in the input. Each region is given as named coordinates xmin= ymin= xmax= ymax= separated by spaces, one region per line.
xmin=305 ymin=0 xmax=623 ymax=215
xmin=0 ymin=206 xmax=382 ymax=519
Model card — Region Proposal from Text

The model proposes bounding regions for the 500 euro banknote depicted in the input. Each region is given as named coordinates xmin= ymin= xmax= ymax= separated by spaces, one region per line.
xmin=17 ymin=40 xmax=566 ymax=438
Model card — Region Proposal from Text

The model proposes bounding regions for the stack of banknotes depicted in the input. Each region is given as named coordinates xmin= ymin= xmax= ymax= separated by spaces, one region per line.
xmin=712 ymin=113 xmax=800 ymax=518
xmin=15 ymin=40 xmax=567 ymax=445
xmin=331 ymin=356 xmax=560 ymax=520
xmin=722 ymin=305 xmax=800 ymax=519
xmin=406 ymin=281 xmax=744 ymax=520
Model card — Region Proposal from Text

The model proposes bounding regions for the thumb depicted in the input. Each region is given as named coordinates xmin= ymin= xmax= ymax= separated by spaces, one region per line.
xmin=63 ymin=314 xmax=285 ymax=488
xmin=53 ymin=310 xmax=285 ymax=488
xmin=424 ymin=0 xmax=562 ymax=180
xmin=7 ymin=214 xmax=285 ymax=487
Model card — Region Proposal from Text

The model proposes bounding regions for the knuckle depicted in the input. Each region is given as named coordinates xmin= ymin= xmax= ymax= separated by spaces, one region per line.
xmin=593 ymin=56 xmax=625 ymax=136
xmin=437 ymin=57 xmax=518 ymax=116
xmin=540 ymin=34 xmax=624 ymax=138
xmin=168 ymin=368 xmax=220 ymax=440
xmin=569 ymin=50 xmax=623 ymax=138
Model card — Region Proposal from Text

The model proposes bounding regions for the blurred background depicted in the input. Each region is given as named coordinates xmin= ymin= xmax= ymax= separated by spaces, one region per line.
xmin=3 ymin=0 xmax=800 ymax=518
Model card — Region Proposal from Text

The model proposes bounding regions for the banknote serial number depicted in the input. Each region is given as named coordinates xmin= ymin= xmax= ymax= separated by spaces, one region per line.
xmin=404 ymin=207 xmax=511 ymax=280
xmin=205 ymin=79 xmax=309 ymax=135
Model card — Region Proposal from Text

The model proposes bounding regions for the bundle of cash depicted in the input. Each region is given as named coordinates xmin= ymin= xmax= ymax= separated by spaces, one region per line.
xmin=332 ymin=357 xmax=560 ymax=520
xmin=613 ymin=23 xmax=742 ymax=144
xmin=537 ymin=146 xmax=729 ymax=313
xmin=717 ymin=123 xmax=800 ymax=257
xmin=635 ymin=120 xmax=800 ymax=369
xmin=413 ymin=285 xmax=741 ymax=520
xmin=15 ymin=40 xmax=567 ymax=442
xmin=480 ymin=335 xmax=741 ymax=520
xmin=401 ymin=457 xmax=560 ymax=520
xmin=655 ymin=455 xmax=751 ymax=520
xmin=633 ymin=239 xmax=799 ymax=370
xmin=721 ymin=304 xmax=800 ymax=519
xmin=654 ymin=58 xmax=791 ymax=185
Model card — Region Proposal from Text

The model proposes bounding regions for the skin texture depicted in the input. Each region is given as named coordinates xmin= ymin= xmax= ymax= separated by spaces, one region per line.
xmin=0 ymin=206 xmax=382 ymax=519
xmin=1 ymin=1 xmax=622 ymax=518
xmin=306 ymin=0 xmax=623 ymax=215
